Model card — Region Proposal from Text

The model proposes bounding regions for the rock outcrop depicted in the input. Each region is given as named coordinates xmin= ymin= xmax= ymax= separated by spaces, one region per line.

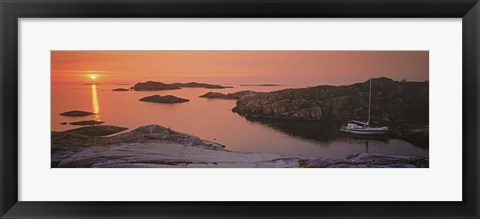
xmin=139 ymin=95 xmax=189 ymax=103
xmin=232 ymin=78 xmax=428 ymax=125
xmin=132 ymin=81 xmax=230 ymax=91
xmin=301 ymin=153 xmax=428 ymax=168
xmin=52 ymin=124 xmax=428 ymax=168
xmin=52 ymin=124 xmax=232 ymax=167
xmin=59 ymin=110 xmax=94 ymax=117
xmin=69 ymin=120 xmax=105 ymax=126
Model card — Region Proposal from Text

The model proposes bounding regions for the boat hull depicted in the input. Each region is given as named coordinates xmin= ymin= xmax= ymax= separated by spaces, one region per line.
xmin=340 ymin=127 xmax=388 ymax=135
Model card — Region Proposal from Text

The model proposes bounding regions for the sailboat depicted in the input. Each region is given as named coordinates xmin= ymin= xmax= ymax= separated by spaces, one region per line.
xmin=340 ymin=78 xmax=389 ymax=135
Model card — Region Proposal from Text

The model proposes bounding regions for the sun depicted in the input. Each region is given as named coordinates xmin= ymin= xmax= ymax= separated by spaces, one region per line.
xmin=90 ymin=75 xmax=96 ymax=80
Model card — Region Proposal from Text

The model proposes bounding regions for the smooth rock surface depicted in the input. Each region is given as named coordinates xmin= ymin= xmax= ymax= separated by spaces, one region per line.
xmin=52 ymin=125 xmax=428 ymax=168
xmin=303 ymin=153 xmax=428 ymax=168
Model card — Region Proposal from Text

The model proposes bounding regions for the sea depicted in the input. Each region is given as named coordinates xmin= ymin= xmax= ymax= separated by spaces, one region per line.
xmin=51 ymin=83 xmax=429 ymax=159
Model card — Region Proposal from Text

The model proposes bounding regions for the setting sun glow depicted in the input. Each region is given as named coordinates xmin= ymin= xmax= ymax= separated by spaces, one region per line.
xmin=90 ymin=75 xmax=96 ymax=80
xmin=51 ymin=51 xmax=429 ymax=85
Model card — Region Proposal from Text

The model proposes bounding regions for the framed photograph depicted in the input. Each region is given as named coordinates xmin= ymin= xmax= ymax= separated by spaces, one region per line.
xmin=1 ymin=0 xmax=479 ymax=218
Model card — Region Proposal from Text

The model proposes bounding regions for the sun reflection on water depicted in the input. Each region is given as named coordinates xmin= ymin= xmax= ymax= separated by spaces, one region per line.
xmin=91 ymin=84 xmax=100 ymax=120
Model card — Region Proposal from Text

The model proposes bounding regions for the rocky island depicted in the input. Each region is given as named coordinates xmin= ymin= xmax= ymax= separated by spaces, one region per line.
xmin=69 ymin=120 xmax=105 ymax=126
xmin=59 ymin=110 xmax=94 ymax=117
xmin=63 ymin=125 xmax=128 ymax=136
xmin=139 ymin=95 xmax=189 ymax=103
xmin=52 ymin=124 xmax=428 ymax=168
xmin=112 ymin=88 xmax=129 ymax=91
xmin=232 ymin=78 xmax=428 ymax=123
xmin=170 ymin=82 xmax=232 ymax=89
xmin=132 ymin=81 xmax=231 ymax=91
xmin=199 ymin=92 xmax=228 ymax=99
xmin=199 ymin=90 xmax=260 ymax=100
xmin=240 ymin=84 xmax=283 ymax=87
xmin=231 ymin=78 xmax=429 ymax=147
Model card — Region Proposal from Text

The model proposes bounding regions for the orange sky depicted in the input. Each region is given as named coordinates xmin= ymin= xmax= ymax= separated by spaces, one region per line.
xmin=51 ymin=51 xmax=428 ymax=85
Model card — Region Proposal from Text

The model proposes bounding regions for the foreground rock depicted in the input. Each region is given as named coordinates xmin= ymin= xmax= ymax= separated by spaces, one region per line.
xmin=232 ymin=78 xmax=428 ymax=125
xmin=52 ymin=125 xmax=428 ymax=168
xmin=69 ymin=120 xmax=105 ymax=126
xmin=199 ymin=90 xmax=260 ymax=100
xmin=52 ymin=124 xmax=298 ymax=168
xmin=59 ymin=110 xmax=94 ymax=117
xmin=139 ymin=95 xmax=189 ymax=103
xmin=112 ymin=88 xmax=129 ymax=91
xmin=301 ymin=153 xmax=428 ymax=168
xmin=53 ymin=124 xmax=273 ymax=168
xmin=63 ymin=125 xmax=128 ymax=136
xmin=132 ymin=81 xmax=230 ymax=91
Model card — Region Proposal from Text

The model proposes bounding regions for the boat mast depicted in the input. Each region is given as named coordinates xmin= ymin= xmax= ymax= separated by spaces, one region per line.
xmin=367 ymin=77 xmax=372 ymax=126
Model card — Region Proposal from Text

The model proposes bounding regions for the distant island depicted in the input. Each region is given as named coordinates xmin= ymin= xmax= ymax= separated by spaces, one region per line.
xmin=139 ymin=95 xmax=189 ymax=103
xmin=59 ymin=110 xmax=94 ymax=117
xmin=69 ymin=120 xmax=105 ymax=126
xmin=132 ymin=81 xmax=232 ymax=91
xmin=199 ymin=90 xmax=260 ymax=100
xmin=240 ymin=84 xmax=283 ymax=87
xmin=112 ymin=88 xmax=129 ymax=91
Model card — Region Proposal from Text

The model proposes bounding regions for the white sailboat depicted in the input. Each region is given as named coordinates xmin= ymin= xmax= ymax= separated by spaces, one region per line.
xmin=340 ymin=78 xmax=389 ymax=135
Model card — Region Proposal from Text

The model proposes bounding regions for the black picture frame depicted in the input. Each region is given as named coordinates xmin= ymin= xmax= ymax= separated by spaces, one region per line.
xmin=1 ymin=0 xmax=479 ymax=218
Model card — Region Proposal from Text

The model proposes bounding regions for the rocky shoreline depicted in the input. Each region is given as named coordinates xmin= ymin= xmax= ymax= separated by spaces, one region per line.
xmin=52 ymin=124 xmax=428 ymax=168
xmin=231 ymin=78 xmax=428 ymax=123
xmin=227 ymin=78 xmax=428 ymax=148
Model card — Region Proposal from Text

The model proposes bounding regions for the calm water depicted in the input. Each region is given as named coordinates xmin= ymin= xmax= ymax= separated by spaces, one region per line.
xmin=51 ymin=83 xmax=429 ymax=159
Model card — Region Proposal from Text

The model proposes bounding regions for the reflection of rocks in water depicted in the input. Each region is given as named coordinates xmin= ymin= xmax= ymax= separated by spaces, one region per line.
xmin=245 ymin=117 xmax=429 ymax=150
xmin=245 ymin=118 xmax=343 ymax=142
